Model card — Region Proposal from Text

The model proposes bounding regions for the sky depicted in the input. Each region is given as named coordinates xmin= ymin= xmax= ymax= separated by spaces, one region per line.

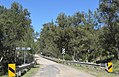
xmin=0 ymin=0 xmax=99 ymax=32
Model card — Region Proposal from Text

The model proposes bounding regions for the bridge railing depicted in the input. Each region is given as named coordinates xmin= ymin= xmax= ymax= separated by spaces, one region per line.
xmin=16 ymin=61 xmax=35 ymax=77
xmin=41 ymin=56 xmax=106 ymax=68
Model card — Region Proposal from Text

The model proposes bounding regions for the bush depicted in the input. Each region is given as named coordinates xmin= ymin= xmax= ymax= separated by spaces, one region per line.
xmin=112 ymin=59 xmax=119 ymax=73
xmin=64 ymin=54 xmax=72 ymax=60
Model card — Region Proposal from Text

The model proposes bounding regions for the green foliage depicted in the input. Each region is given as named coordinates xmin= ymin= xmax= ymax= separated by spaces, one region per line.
xmin=0 ymin=2 xmax=34 ymax=74
xmin=38 ymin=0 xmax=119 ymax=63
xmin=99 ymin=0 xmax=119 ymax=59
xmin=64 ymin=54 xmax=72 ymax=60
xmin=38 ymin=11 xmax=100 ymax=61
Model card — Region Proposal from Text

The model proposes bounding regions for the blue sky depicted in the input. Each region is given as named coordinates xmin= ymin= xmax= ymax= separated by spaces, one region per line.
xmin=0 ymin=0 xmax=99 ymax=32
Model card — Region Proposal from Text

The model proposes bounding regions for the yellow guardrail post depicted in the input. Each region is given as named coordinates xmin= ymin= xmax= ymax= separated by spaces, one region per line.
xmin=8 ymin=64 xmax=16 ymax=77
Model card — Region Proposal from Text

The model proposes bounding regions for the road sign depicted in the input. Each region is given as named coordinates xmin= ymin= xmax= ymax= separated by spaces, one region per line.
xmin=16 ymin=47 xmax=31 ymax=51
xmin=62 ymin=48 xmax=65 ymax=61
xmin=16 ymin=47 xmax=20 ymax=50
xmin=16 ymin=47 xmax=31 ymax=64
xmin=62 ymin=48 xmax=65 ymax=54
xmin=8 ymin=64 xmax=16 ymax=77
xmin=27 ymin=47 xmax=31 ymax=50
xmin=108 ymin=62 xmax=113 ymax=73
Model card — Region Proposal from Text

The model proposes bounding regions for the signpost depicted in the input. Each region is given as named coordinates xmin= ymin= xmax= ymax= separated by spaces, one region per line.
xmin=62 ymin=48 xmax=65 ymax=61
xmin=16 ymin=47 xmax=31 ymax=64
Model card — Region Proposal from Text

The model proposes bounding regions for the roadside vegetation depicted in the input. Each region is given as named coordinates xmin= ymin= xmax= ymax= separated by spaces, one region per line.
xmin=37 ymin=0 xmax=119 ymax=73
xmin=71 ymin=64 xmax=118 ymax=77
xmin=0 ymin=75 xmax=7 ymax=77
xmin=0 ymin=2 xmax=38 ymax=75
xmin=22 ymin=65 xmax=40 ymax=77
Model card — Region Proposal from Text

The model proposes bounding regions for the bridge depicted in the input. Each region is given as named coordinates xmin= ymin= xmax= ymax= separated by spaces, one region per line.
xmin=32 ymin=54 xmax=94 ymax=77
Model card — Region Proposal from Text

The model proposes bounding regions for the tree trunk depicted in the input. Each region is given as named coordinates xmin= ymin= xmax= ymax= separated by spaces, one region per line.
xmin=116 ymin=47 xmax=119 ymax=60
xmin=118 ymin=48 xmax=119 ymax=60
xmin=72 ymin=51 xmax=76 ymax=61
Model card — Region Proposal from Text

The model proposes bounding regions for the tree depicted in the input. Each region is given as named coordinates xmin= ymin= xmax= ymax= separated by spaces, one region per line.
xmin=99 ymin=0 xmax=119 ymax=59
xmin=39 ymin=11 xmax=99 ymax=61
xmin=0 ymin=2 xmax=34 ymax=73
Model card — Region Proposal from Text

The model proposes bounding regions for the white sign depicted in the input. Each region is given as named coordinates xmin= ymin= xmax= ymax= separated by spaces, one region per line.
xmin=16 ymin=47 xmax=20 ymax=50
xmin=62 ymin=48 xmax=65 ymax=54
xmin=27 ymin=47 xmax=31 ymax=50
xmin=16 ymin=47 xmax=31 ymax=50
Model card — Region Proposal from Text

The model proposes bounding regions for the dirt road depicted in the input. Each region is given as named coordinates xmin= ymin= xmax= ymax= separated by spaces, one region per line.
xmin=33 ymin=55 xmax=95 ymax=77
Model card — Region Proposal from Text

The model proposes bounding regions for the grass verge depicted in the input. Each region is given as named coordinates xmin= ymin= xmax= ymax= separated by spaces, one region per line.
xmin=0 ymin=75 xmax=7 ymax=77
xmin=22 ymin=65 xmax=40 ymax=77
xmin=112 ymin=60 xmax=119 ymax=73
xmin=69 ymin=64 xmax=118 ymax=77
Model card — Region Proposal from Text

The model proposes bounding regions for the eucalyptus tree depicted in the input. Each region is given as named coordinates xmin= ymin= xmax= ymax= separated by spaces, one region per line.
xmin=99 ymin=0 xmax=119 ymax=59
xmin=0 ymin=2 xmax=34 ymax=73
